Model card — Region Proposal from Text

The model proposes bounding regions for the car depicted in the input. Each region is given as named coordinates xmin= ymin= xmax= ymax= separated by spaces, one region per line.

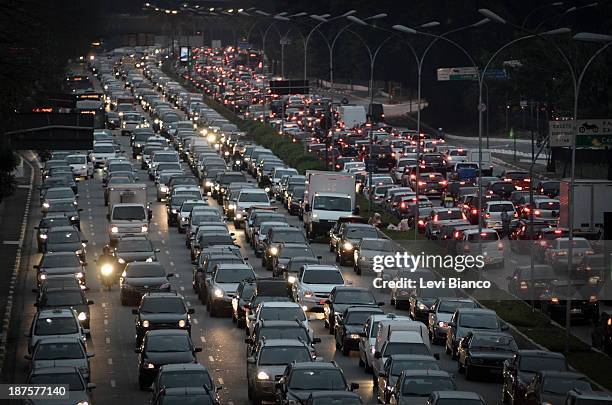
xmin=424 ymin=207 xmax=467 ymax=239
xmin=334 ymin=306 xmax=384 ymax=355
xmin=274 ymin=362 xmax=358 ymax=405
xmin=194 ymin=252 xmax=244 ymax=302
xmin=446 ymin=308 xmax=508 ymax=359
xmin=35 ymin=286 xmax=93 ymax=329
xmin=323 ymin=286 xmax=383 ymax=332
xmin=113 ymin=236 xmax=159 ymax=270
xmin=353 ymin=238 xmax=397 ymax=275
xmin=26 ymin=308 xmax=87 ymax=353
xmin=151 ymin=363 xmax=221 ymax=405
xmin=544 ymin=237 xmax=594 ymax=270
xmin=457 ymin=331 xmax=518 ymax=380
xmin=177 ymin=199 xmax=208 ymax=233
xmin=284 ymin=256 xmax=321 ymax=284
xmin=26 ymin=337 xmax=94 ymax=381
xmin=120 ymin=262 xmax=174 ymax=306
xmin=205 ymin=263 xmax=256 ymax=317
xmin=539 ymin=280 xmax=599 ymax=323
xmin=43 ymin=199 xmax=83 ymax=229
xmin=523 ymin=371 xmax=593 ymax=405
xmin=246 ymin=302 xmax=310 ymax=339
xmin=41 ymin=225 xmax=87 ymax=263
xmin=132 ymin=292 xmax=195 ymax=345
xmin=41 ymin=187 xmax=77 ymax=213
xmin=458 ymin=228 xmax=504 ymax=268
xmin=376 ymin=354 xmax=441 ymax=403
xmin=262 ymin=227 xmax=308 ymax=270
xmin=507 ymin=264 xmax=559 ymax=301
xmin=151 ymin=386 xmax=217 ymax=405
xmin=253 ymin=221 xmax=290 ymax=257
xmin=563 ymin=389 xmax=612 ymax=404
xmin=35 ymin=214 xmax=73 ymax=252
xmin=271 ymin=243 xmax=318 ymax=277
xmin=247 ymin=339 xmax=315 ymax=404
xmin=136 ymin=329 xmax=202 ymax=389
xmin=409 ymin=285 xmax=457 ymax=324
xmin=35 ymin=252 xmax=86 ymax=287
xmin=389 ymin=370 xmax=456 ymax=404
xmin=26 ymin=366 xmax=95 ymax=404
xmin=428 ymin=298 xmax=477 ymax=345
xmin=502 ymin=350 xmax=569 ymax=405
xmin=305 ymin=391 xmax=363 ymax=405
xmin=293 ymin=264 xmax=346 ymax=313
xmin=427 ymin=391 xmax=487 ymax=405
xmin=334 ymin=223 xmax=382 ymax=266
xmin=483 ymin=201 xmax=518 ymax=231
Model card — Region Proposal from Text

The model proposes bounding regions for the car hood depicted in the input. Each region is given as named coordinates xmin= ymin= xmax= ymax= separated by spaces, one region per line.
xmin=214 ymin=282 xmax=239 ymax=294
xmin=31 ymin=391 xmax=90 ymax=405
xmin=333 ymin=303 xmax=377 ymax=314
xmin=468 ymin=350 xmax=515 ymax=361
xmin=41 ymin=266 xmax=82 ymax=275
xmin=343 ymin=325 xmax=363 ymax=335
xmin=46 ymin=242 xmax=82 ymax=252
xmin=304 ymin=283 xmax=341 ymax=294
xmin=140 ymin=313 xmax=186 ymax=323
xmin=32 ymin=358 xmax=88 ymax=371
xmin=124 ymin=276 xmax=168 ymax=286
xmin=145 ymin=351 xmax=195 ymax=365
xmin=255 ymin=365 xmax=288 ymax=380
xmin=117 ymin=252 xmax=154 ymax=262
xmin=398 ymin=397 xmax=428 ymax=405
xmin=436 ymin=313 xmax=453 ymax=323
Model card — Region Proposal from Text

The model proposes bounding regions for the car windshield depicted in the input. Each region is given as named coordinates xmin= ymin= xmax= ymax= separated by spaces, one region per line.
xmin=489 ymin=204 xmax=515 ymax=213
xmin=35 ymin=317 xmax=79 ymax=335
xmin=438 ymin=300 xmax=475 ymax=313
xmin=280 ymin=246 xmax=314 ymax=259
xmin=313 ymin=196 xmax=352 ymax=211
xmin=459 ymin=314 xmax=499 ymax=329
xmin=303 ymin=269 xmax=343 ymax=284
xmin=42 ymin=291 xmax=83 ymax=307
xmin=471 ymin=334 xmax=517 ymax=351
xmin=215 ymin=268 xmax=254 ymax=283
xmin=134 ymin=133 xmax=152 ymax=142
xmin=30 ymin=372 xmax=84 ymax=391
xmin=335 ymin=290 xmax=376 ymax=305
xmin=154 ymin=154 xmax=179 ymax=162
xmin=34 ymin=342 xmax=83 ymax=360
xmin=391 ymin=360 xmax=440 ymax=376
xmin=288 ymin=369 xmax=346 ymax=390
xmin=93 ymin=145 xmax=115 ymax=153
xmin=159 ymin=370 xmax=213 ymax=390
xmin=66 ymin=156 xmax=86 ymax=164
xmin=140 ymin=298 xmax=185 ymax=314
xmin=147 ymin=335 xmax=191 ymax=352
xmin=47 ymin=231 xmax=80 ymax=243
xmin=543 ymin=376 xmax=591 ymax=394
xmin=345 ymin=227 xmax=379 ymax=239
xmin=116 ymin=239 xmax=153 ymax=252
xmin=519 ymin=356 xmax=567 ymax=373
xmin=45 ymin=189 xmax=74 ymax=199
xmin=41 ymin=254 xmax=80 ymax=268
xmin=113 ymin=206 xmax=146 ymax=220
xmin=536 ymin=201 xmax=560 ymax=210
xmin=126 ymin=264 xmax=165 ymax=278
xmin=259 ymin=307 xmax=306 ymax=322
xmin=383 ymin=343 xmax=431 ymax=356
xmin=271 ymin=230 xmax=306 ymax=244
xmin=239 ymin=192 xmax=268 ymax=203
xmin=260 ymin=326 xmax=309 ymax=341
xmin=181 ymin=202 xmax=204 ymax=213
xmin=109 ymin=163 xmax=132 ymax=172
xmin=221 ymin=174 xmax=247 ymax=185
xmin=157 ymin=163 xmax=181 ymax=171
xmin=401 ymin=376 xmax=454 ymax=396
xmin=253 ymin=215 xmax=285 ymax=226
xmin=361 ymin=239 xmax=394 ymax=251
xmin=258 ymin=346 xmax=311 ymax=365
xmin=345 ymin=311 xmax=380 ymax=325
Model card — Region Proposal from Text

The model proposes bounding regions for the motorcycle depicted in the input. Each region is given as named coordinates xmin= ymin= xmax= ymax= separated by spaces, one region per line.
xmin=98 ymin=261 xmax=115 ymax=291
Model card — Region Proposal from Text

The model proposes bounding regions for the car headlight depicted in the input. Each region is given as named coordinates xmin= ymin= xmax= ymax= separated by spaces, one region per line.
xmin=141 ymin=225 xmax=148 ymax=233
xmin=438 ymin=321 xmax=448 ymax=328
xmin=288 ymin=275 xmax=296 ymax=284
xmin=171 ymin=209 xmax=177 ymax=214
xmin=39 ymin=273 xmax=47 ymax=281
xmin=39 ymin=233 xmax=48 ymax=240
xmin=101 ymin=264 xmax=113 ymax=276
xmin=343 ymin=242 xmax=354 ymax=251
xmin=121 ymin=271 xmax=127 ymax=278
xmin=264 ymin=187 xmax=270 ymax=193
xmin=235 ymin=160 xmax=242 ymax=165
xmin=178 ymin=319 xmax=186 ymax=328
xmin=214 ymin=288 xmax=224 ymax=298
xmin=70 ymin=216 xmax=78 ymax=221
xmin=146 ymin=362 xmax=155 ymax=369
xmin=349 ymin=333 xmax=360 ymax=339
xmin=76 ymin=272 xmax=84 ymax=279
xmin=269 ymin=246 xmax=278 ymax=256
xmin=142 ymin=320 xmax=150 ymax=328
xmin=205 ymin=181 xmax=213 ymax=187
xmin=236 ymin=213 xmax=242 ymax=219
xmin=42 ymin=202 xmax=50 ymax=208
xmin=77 ymin=312 xmax=87 ymax=321
xmin=418 ymin=302 xmax=428 ymax=310
xmin=160 ymin=186 xmax=168 ymax=193
xmin=145 ymin=257 xmax=154 ymax=262
xmin=257 ymin=371 xmax=270 ymax=380
xmin=117 ymin=257 xmax=126 ymax=265
xmin=228 ymin=203 xmax=236 ymax=210
xmin=76 ymin=401 xmax=90 ymax=405
xmin=111 ymin=226 xmax=119 ymax=233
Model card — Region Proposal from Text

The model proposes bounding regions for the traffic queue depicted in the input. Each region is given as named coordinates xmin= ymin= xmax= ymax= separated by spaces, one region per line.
xmin=22 ymin=43 xmax=612 ymax=405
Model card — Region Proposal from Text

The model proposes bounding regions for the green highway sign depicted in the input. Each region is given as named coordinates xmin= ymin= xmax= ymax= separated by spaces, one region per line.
xmin=576 ymin=134 xmax=612 ymax=147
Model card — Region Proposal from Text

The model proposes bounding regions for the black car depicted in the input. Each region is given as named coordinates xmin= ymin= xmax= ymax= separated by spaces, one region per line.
xmin=152 ymin=387 xmax=216 ymax=405
xmin=44 ymin=200 xmax=83 ymax=229
xmin=334 ymin=306 xmax=384 ymax=355
xmin=246 ymin=320 xmax=320 ymax=357
xmin=457 ymin=331 xmax=518 ymax=380
xmin=502 ymin=350 xmax=569 ymax=404
xmin=35 ymin=286 xmax=93 ymax=329
xmin=376 ymin=354 xmax=441 ymax=404
xmin=35 ymin=252 xmax=86 ymax=288
xmin=507 ymin=265 xmax=558 ymax=302
xmin=284 ymin=256 xmax=321 ymax=283
xmin=539 ymin=280 xmax=599 ymax=323
xmin=152 ymin=363 xmax=221 ymax=405
xmin=274 ymin=362 xmax=358 ymax=405
xmin=193 ymin=253 xmax=244 ymax=303
xmin=35 ymin=214 xmax=73 ymax=252
xmin=136 ymin=329 xmax=202 ymax=389
xmin=232 ymin=279 xmax=256 ymax=328
xmin=120 ymin=262 xmax=174 ymax=306
xmin=106 ymin=111 xmax=120 ymax=129
xmin=114 ymin=236 xmax=159 ymax=270
xmin=409 ymin=286 xmax=457 ymax=323
xmin=132 ymin=292 xmax=195 ymax=345
xmin=323 ymin=286 xmax=383 ymax=332
xmin=305 ymin=391 xmax=363 ymax=405
xmin=42 ymin=225 xmax=88 ymax=263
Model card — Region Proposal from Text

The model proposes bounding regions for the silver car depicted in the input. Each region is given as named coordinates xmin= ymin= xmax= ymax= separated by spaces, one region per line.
xmin=27 ymin=337 xmax=94 ymax=381
xmin=27 ymin=366 xmax=95 ymax=404
xmin=353 ymin=238 xmax=398 ymax=275
xmin=26 ymin=309 xmax=87 ymax=353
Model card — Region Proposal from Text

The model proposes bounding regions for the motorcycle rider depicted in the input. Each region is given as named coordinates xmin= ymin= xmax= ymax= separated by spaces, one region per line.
xmin=98 ymin=245 xmax=117 ymax=284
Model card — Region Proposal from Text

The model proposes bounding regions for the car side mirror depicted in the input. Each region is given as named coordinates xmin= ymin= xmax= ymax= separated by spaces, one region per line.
xmin=154 ymin=248 xmax=160 ymax=253
xmin=87 ymin=352 xmax=95 ymax=357
xmin=312 ymin=337 xmax=321 ymax=344
xmin=194 ymin=347 xmax=202 ymax=353
xmin=188 ymin=308 xmax=195 ymax=314
xmin=325 ymin=299 xmax=331 ymax=305
xmin=167 ymin=273 xmax=175 ymax=278
xmin=78 ymin=208 xmax=84 ymax=212
xmin=374 ymin=351 xmax=382 ymax=359
xmin=350 ymin=382 xmax=359 ymax=391
xmin=378 ymin=301 xmax=384 ymax=306
xmin=448 ymin=322 xmax=456 ymax=328
xmin=434 ymin=353 xmax=440 ymax=360
xmin=132 ymin=309 xmax=138 ymax=315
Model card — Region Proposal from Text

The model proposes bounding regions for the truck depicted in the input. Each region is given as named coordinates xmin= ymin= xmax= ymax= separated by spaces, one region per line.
xmin=559 ymin=179 xmax=612 ymax=234
xmin=108 ymin=203 xmax=150 ymax=243
xmin=303 ymin=171 xmax=356 ymax=239
xmin=467 ymin=149 xmax=493 ymax=176
xmin=107 ymin=183 xmax=149 ymax=219
xmin=339 ymin=105 xmax=367 ymax=129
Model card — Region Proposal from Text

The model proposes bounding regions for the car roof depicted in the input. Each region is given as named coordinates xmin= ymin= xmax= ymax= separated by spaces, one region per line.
xmin=159 ymin=363 xmax=208 ymax=372
xmin=161 ymin=387 xmax=212 ymax=396
xmin=146 ymin=329 xmax=189 ymax=337
xmin=261 ymin=339 xmax=310 ymax=347
xmin=308 ymin=391 xmax=361 ymax=399
xmin=47 ymin=226 xmax=79 ymax=232
xmin=303 ymin=264 xmax=340 ymax=271
xmin=457 ymin=308 xmax=496 ymax=315
xmin=433 ymin=391 xmax=482 ymax=400
xmin=31 ymin=366 xmax=80 ymax=375
xmin=291 ymin=361 xmax=339 ymax=370
xmin=401 ymin=370 xmax=451 ymax=377
xmin=259 ymin=301 xmax=301 ymax=308
xmin=538 ymin=370 xmax=588 ymax=379
xmin=38 ymin=308 xmax=76 ymax=318
xmin=142 ymin=292 xmax=184 ymax=300
xmin=34 ymin=336 xmax=84 ymax=345
xmin=388 ymin=354 xmax=438 ymax=361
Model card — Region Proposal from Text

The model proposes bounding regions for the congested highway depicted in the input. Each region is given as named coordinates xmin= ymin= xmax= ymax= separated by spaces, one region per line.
xmin=9 ymin=44 xmax=612 ymax=405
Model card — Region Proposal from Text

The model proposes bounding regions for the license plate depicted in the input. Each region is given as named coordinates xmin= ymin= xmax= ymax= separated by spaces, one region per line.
xmin=319 ymin=299 xmax=326 ymax=305
xmin=570 ymin=308 xmax=582 ymax=314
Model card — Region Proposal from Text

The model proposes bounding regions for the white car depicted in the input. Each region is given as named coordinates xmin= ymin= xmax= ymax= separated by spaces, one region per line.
xmin=234 ymin=188 xmax=271 ymax=228
xmin=66 ymin=154 xmax=93 ymax=179
xmin=358 ymin=313 xmax=412 ymax=372
xmin=484 ymin=201 xmax=518 ymax=230
xmin=89 ymin=142 xmax=117 ymax=168
xmin=459 ymin=229 xmax=504 ymax=268
xmin=292 ymin=264 xmax=346 ymax=312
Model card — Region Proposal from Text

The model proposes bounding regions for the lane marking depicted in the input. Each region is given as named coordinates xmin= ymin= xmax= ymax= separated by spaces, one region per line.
xmin=1 ymin=241 xmax=20 ymax=245
xmin=169 ymin=261 xmax=175 ymax=266
xmin=208 ymin=355 xmax=214 ymax=362
xmin=101 ymin=303 xmax=106 ymax=308
xmin=193 ymin=318 xmax=198 ymax=325
xmin=110 ymin=380 xmax=116 ymax=388
xmin=104 ymin=319 xmax=108 ymax=326
xmin=174 ymin=273 xmax=180 ymax=278
xmin=218 ymin=377 xmax=224 ymax=385
xmin=165 ymin=250 xmax=170 ymax=255
xmin=200 ymin=336 xmax=206 ymax=343
xmin=180 ymin=286 xmax=185 ymax=291
xmin=105 ymin=337 xmax=111 ymax=344
xmin=107 ymin=358 xmax=113 ymax=365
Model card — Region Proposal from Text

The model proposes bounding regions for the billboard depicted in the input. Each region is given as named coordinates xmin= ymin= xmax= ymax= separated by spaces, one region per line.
xmin=549 ymin=119 xmax=612 ymax=148
xmin=179 ymin=46 xmax=190 ymax=62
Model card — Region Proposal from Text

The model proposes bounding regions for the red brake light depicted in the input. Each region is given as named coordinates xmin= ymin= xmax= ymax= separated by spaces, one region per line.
xmin=554 ymin=229 xmax=563 ymax=234
xmin=400 ymin=202 xmax=406 ymax=209
xmin=471 ymin=209 xmax=477 ymax=214
xmin=433 ymin=215 xmax=439 ymax=222
xmin=454 ymin=231 xmax=460 ymax=238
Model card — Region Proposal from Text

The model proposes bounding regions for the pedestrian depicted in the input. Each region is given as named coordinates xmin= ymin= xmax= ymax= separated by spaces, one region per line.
xmin=501 ymin=208 xmax=510 ymax=238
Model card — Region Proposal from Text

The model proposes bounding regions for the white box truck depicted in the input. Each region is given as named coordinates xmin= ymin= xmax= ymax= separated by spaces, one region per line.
xmin=467 ymin=149 xmax=493 ymax=176
xmin=303 ymin=171 xmax=356 ymax=239
xmin=107 ymin=183 xmax=148 ymax=219
xmin=339 ymin=105 xmax=367 ymax=129
xmin=559 ymin=179 xmax=612 ymax=233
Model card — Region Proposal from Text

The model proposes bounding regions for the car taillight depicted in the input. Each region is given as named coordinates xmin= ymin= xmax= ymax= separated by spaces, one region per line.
xmin=418 ymin=181 xmax=426 ymax=186
xmin=418 ymin=219 xmax=424 ymax=226
xmin=439 ymin=180 xmax=447 ymax=186
xmin=471 ymin=209 xmax=478 ymax=214
xmin=400 ymin=202 xmax=406 ymax=209
xmin=534 ymin=210 xmax=541 ymax=216
xmin=454 ymin=231 xmax=460 ymax=239
xmin=498 ymin=242 xmax=504 ymax=251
